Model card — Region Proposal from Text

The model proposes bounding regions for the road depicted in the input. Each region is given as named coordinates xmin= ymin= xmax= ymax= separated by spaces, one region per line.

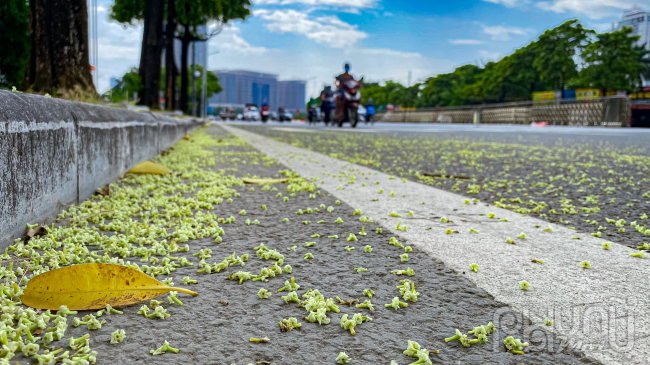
xmin=227 ymin=120 xmax=650 ymax=153
xmin=6 ymin=121 xmax=648 ymax=365
xmin=224 ymin=122 xmax=650 ymax=365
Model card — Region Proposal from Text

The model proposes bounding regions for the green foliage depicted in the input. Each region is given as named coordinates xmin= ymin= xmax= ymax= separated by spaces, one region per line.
xmin=468 ymin=43 xmax=545 ymax=103
xmin=419 ymin=64 xmax=482 ymax=107
xmin=533 ymin=19 xmax=593 ymax=89
xmin=362 ymin=81 xmax=421 ymax=107
xmin=576 ymin=27 xmax=644 ymax=91
xmin=161 ymin=64 xmax=222 ymax=97
xmin=109 ymin=0 xmax=145 ymax=25
xmin=364 ymin=19 xmax=648 ymax=108
xmin=102 ymin=68 xmax=143 ymax=103
xmin=0 ymin=0 xmax=29 ymax=88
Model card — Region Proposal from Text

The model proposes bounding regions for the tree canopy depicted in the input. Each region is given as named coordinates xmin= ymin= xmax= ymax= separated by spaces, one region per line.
xmin=363 ymin=19 xmax=650 ymax=108
xmin=0 ymin=0 xmax=29 ymax=88
xmin=576 ymin=27 xmax=643 ymax=91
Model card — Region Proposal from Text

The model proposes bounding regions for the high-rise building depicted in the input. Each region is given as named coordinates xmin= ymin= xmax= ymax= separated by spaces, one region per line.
xmin=209 ymin=70 xmax=279 ymax=111
xmin=277 ymin=80 xmax=306 ymax=114
xmin=613 ymin=8 xmax=649 ymax=49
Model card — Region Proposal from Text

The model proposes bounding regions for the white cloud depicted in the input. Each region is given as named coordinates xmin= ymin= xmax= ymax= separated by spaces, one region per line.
xmin=95 ymin=3 xmax=143 ymax=92
xmin=479 ymin=50 xmax=502 ymax=60
xmin=536 ymin=0 xmax=650 ymax=19
xmin=482 ymin=25 xmax=528 ymax=41
xmin=209 ymin=25 xmax=270 ymax=55
xmin=449 ymin=39 xmax=483 ymax=45
xmin=254 ymin=0 xmax=377 ymax=7
xmin=254 ymin=9 xmax=368 ymax=48
xmin=209 ymin=39 xmax=454 ymax=102
xmin=482 ymin=0 xmax=522 ymax=7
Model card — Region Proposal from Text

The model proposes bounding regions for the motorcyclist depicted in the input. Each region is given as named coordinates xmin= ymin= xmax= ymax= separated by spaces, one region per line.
xmin=365 ymin=98 xmax=375 ymax=124
xmin=320 ymin=85 xmax=335 ymax=125
xmin=335 ymin=63 xmax=356 ymax=120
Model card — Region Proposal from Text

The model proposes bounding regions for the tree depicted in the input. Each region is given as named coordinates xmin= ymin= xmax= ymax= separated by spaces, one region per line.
xmin=418 ymin=64 xmax=482 ymax=107
xmin=176 ymin=0 xmax=251 ymax=113
xmin=576 ymin=27 xmax=643 ymax=91
xmin=102 ymin=67 xmax=143 ymax=102
xmin=165 ymin=0 xmax=178 ymax=110
xmin=22 ymin=0 xmax=96 ymax=94
xmin=533 ymin=19 xmax=593 ymax=90
xmin=110 ymin=0 xmax=163 ymax=109
xmin=469 ymin=42 xmax=543 ymax=103
xmin=110 ymin=0 xmax=251 ymax=113
xmin=633 ymin=43 xmax=650 ymax=88
xmin=0 ymin=0 xmax=29 ymax=88
xmin=160 ymin=63 xmax=220 ymax=106
xmin=184 ymin=63 xmax=221 ymax=112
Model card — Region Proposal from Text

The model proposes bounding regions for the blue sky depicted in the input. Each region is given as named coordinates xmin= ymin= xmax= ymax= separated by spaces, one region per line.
xmin=96 ymin=0 xmax=649 ymax=98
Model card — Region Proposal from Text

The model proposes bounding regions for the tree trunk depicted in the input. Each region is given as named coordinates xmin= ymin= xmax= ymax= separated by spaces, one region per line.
xmin=138 ymin=0 xmax=164 ymax=109
xmin=22 ymin=0 xmax=95 ymax=94
xmin=164 ymin=0 xmax=177 ymax=110
xmin=179 ymin=24 xmax=191 ymax=113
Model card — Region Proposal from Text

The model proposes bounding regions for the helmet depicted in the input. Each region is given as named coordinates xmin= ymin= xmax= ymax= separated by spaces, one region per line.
xmin=344 ymin=63 xmax=351 ymax=73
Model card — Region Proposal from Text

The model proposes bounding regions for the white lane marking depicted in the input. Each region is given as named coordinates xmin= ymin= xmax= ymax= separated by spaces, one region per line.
xmin=225 ymin=124 xmax=648 ymax=365
xmin=271 ymin=127 xmax=315 ymax=133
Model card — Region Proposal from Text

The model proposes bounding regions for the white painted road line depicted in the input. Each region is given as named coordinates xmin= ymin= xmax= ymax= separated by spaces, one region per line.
xmin=224 ymin=125 xmax=647 ymax=365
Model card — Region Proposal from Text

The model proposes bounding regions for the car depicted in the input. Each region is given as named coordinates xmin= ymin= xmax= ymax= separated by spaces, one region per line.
xmin=236 ymin=113 xmax=243 ymax=120
xmin=244 ymin=106 xmax=261 ymax=121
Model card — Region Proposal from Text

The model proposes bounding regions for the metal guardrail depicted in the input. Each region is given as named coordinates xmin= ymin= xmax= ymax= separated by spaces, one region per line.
xmin=377 ymin=96 xmax=631 ymax=127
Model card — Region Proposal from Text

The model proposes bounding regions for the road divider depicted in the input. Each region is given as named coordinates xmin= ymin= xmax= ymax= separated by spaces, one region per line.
xmin=0 ymin=90 xmax=202 ymax=245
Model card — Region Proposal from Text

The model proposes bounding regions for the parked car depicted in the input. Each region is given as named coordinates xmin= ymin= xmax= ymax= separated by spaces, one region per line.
xmin=244 ymin=106 xmax=261 ymax=121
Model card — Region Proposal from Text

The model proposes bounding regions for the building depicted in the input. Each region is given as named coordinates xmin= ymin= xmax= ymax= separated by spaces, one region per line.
xmin=209 ymin=70 xmax=279 ymax=112
xmin=277 ymin=80 xmax=307 ymax=114
xmin=614 ymin=8 xmax=650 ymax=86
xmin=613 ymin=8 xmax=649 ymax=49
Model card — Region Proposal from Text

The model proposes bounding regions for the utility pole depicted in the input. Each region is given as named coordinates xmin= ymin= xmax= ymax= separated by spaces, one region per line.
xmin=191 ymin=41 xmax=196 ymax=116
xmin=202 ymin=39 xmax=208 ymax=118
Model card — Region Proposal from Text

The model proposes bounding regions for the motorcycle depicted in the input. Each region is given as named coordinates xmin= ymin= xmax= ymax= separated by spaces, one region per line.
xmin=307 ymin=105 xmax=317 ymax=125
xmin=220 ymin=109 xmax=229 ymax=121
xmin=338 ymin=79 xmax=361 ymax=128
xmin=261 ymin=105 xmax=270 ymax=122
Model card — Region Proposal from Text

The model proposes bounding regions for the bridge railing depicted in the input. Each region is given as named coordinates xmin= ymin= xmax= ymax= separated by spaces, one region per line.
xmin=376 ymin=96 xmax=630 ymax=127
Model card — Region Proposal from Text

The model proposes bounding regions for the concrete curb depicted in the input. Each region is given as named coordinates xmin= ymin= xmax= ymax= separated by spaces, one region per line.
xmin=0 ymin=90 xmax=203 ymax=246
xmin=225 ymin=125 xmax=649 ymax=365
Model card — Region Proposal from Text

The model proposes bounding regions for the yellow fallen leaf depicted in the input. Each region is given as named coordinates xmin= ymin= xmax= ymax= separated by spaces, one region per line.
xmin=127 ymin=161 xmax=170 ymax=175
xmin=183 ymin=133 xmax=192 ymax=140
xmin=21 ymin=263 xmax=198 ymax=310
xmin=242 ymin=178 xmax=288 ymax=185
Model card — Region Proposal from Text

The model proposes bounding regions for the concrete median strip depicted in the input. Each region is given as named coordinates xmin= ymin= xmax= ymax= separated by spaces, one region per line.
xmin=225 ymin=124 xmax=649 ymax=365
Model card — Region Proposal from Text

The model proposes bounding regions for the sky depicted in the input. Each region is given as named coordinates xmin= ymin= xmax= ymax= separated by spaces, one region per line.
xmin=95 ymin=0 xmax=650 ymax=99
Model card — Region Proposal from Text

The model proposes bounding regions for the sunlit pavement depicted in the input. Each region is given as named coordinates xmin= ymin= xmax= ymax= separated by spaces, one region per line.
xmin=223 ymin=120 xmax=650 ymax=134
xmin=221 ymin=120 xmax=650 ymax=151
